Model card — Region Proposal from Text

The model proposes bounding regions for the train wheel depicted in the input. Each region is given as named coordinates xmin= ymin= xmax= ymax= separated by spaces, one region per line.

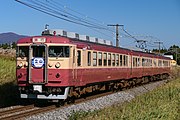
xmin=67 ymin=96 xmax=75 ymax=104
xmin=56 ymin=100 xmax=65 ymax=107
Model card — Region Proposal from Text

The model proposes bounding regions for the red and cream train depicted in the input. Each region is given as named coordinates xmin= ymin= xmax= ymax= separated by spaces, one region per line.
xmin=16 ymin=29 xmax=171 ymax=101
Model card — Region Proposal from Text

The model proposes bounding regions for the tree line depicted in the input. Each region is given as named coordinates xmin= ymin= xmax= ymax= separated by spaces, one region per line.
xmin=152 ymin=45 xmax=180 ymax=65
xmin=0 ymin=42 xmax=16 ymax=49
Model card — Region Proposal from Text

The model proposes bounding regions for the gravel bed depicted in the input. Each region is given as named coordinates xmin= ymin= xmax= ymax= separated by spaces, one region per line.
xmin=26 ymin=80 xmax=168 ymax=120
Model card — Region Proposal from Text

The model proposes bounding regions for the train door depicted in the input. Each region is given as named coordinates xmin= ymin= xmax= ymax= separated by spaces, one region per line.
xmin=72 ymin=46 xmax=77 ymax=80
xmin=130 ymin=53 xmax=133 ymax=76
xmin=77 ymin=49 xmax=82 ymax=81
xmin=28 ymin=44 xmax=48 ymax=84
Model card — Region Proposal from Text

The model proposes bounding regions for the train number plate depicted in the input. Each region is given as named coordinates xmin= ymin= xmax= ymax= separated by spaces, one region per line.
xmin=33 ymin=85 xmax=42 ymax=93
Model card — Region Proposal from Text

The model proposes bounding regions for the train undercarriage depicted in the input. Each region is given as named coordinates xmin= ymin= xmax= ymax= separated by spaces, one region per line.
xmin=19 ymin=73 xmax=169 ymax=105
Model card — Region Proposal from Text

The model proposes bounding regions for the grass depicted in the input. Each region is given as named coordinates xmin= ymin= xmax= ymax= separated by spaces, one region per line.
xmin=0 ymin=55 xmax=19 ymax=107
xmin=0 ymin=55 xmax=16 ymax=84
xmin=70 ymin=78 xmax=180 ymax=120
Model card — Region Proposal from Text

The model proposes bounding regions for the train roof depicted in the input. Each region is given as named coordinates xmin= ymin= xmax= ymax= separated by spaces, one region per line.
xmin=17 ymin=35 xmax=170 ymax=60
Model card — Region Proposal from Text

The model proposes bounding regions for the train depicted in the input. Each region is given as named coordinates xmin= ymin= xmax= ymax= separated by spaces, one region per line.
xmin=16 ymin=29 xmax=171 ymax=102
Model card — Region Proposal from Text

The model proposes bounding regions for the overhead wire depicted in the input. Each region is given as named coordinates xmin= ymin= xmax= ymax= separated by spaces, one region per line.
xmin=48 ymin=0 xmax=111 ymax=31
xmin=23 ymin=0 xmax=110 ymax=30
xmin=16 ymin=0 xmax=114 ymax=34
xmin=15 ymin=0 xmax=164 ymax=50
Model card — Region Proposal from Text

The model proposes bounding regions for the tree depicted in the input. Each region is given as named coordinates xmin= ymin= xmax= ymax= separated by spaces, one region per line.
xmin=167 ymin=45 xmax=180 ymax=65
xmin=12 ymin=42 xmax=16 ymax=49
xmin=2 ymin=43 xmax=9 ymax=49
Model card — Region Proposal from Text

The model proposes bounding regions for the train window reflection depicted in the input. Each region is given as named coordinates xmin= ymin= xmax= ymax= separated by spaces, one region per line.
xmin=49 ymin=46 xmax=70 ymax=57
xmin=16 ymin=46 xmax=29 ymax=57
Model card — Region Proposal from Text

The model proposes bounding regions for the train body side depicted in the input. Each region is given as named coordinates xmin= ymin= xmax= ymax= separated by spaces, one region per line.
xmin=16 ymin=36 xmax=171 ymax=100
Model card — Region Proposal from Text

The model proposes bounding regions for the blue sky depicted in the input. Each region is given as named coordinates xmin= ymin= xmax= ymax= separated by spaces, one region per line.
xmin=0 ymin=0 xmax=180 ymax=49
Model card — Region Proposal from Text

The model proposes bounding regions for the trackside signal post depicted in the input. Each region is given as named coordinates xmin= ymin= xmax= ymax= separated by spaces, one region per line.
xmin=107 ymin=24 xmax=124 ymax=47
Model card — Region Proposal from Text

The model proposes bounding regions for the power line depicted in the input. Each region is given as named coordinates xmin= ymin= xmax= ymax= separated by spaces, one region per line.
xmin=16 ymin=0 xmax=114 ymax=32
xmin=15 ymin=0 xmax=115 ymax=40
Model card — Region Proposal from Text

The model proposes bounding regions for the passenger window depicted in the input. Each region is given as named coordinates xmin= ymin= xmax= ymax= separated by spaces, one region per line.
xmin=126 ymin=56 xmax=128 ymax=66
xmin=112 ymin=54 xmax=115 ymax=66
xmin=87 ymin=51 xmax=91 ymax=66
xmin=137 ymin=58 xmax=140 ymax=67
xmin=108 ymin=53 xmax=111 ymax=66
xmin=93 ymin=52 xmax=97 ymax=66
xmin=123 ymin=55 xmax=126 ymax=66
xmin=103 ymin=53 xmax=107 ymax=66
xmin=153 ymin=59 xmax=157 ymax=67
xmin=116 ymin=54 xmax=119 ymax=66
xmin=77 ymin=50 xmax=81 ymax=66
xmin=133 ymin=57 xmax=136 ymax=67
xmin=120 ymin=55 xmax=123 ymax=66
xmin=98 ymin=52 xmax=102 ymax=66
xmin=142 ymin=58 xmax=145 ymax=66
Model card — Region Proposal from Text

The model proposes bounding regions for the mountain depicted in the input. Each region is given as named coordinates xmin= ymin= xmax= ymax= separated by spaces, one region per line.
xmin=0 ymin=32 xmax=28 ymax=44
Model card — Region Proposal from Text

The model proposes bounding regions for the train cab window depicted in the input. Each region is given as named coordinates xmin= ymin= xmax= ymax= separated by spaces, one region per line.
xmin=103 ymin=53 xmax=107 ymax=66
xmin=116 ymin=54 xmax=119 ymax=66
xmin=108 ymin=53 xmax=111 ymax=66
xmin=93 ymin=52 xmax=97 ymax=66
xmin=112 ymin=54 xmax=115 ymax=66
xmin=120 ymin=55 xmax=123 ymax=66
xmin=16 ymin=46 xmax=29 ymax=57
xmin=98 ymin=52 xmax=102 ymax=66
xmin=87 ymin=51 xmax=91 ymax=66
xmin=77 ymin=50 xmax=81 ymax=66
xmin=49 ymin=46 xmax=70 ymax=57
xmin=32 ymin=46 xmax=45 ymax=57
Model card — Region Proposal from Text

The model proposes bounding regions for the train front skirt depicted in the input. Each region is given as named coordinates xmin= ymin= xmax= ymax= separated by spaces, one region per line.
xmin=20 ymin=87 xmax=70 ymax=100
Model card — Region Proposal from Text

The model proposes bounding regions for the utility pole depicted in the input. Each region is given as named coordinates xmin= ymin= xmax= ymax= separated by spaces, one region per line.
xmin=154 ymin=41 xmax=163 ymax=54
xmin=107 ymin=24 xmax=124 ymax=47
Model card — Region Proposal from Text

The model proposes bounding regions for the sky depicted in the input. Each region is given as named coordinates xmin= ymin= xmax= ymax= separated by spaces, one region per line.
xmin=0 ymin=0 xmax=180 ymax=49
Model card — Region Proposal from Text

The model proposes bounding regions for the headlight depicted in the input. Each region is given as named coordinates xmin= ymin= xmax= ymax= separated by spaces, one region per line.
xmin=55 ymin=62 xmax=61 ymax=68
xmin=48 ymin=63 xmax=53 ymax=67
xmin=24 ymin=62 xmax=28 ymax=67
xmin=18 ymin=62 xmax=23 ymax=68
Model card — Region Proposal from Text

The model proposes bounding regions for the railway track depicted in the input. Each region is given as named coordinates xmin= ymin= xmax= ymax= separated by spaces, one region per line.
xmin=0 ymin=79 xmax=169 ymax=120
xmin=0 ymin=90 xmax=125 ymax=120
xmin=0 ymin=104 xmax=57 ymax=120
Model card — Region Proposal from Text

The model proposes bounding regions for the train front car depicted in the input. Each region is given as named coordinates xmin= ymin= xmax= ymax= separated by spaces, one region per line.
xmin=16 ymin=36 xmax=74 ymax=101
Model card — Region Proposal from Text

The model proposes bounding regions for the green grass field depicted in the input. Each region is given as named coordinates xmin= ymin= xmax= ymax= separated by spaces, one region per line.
xmin=0 ymin=56 xmax=16 ymax=84
xmin=70 ymin=78 xmax=180 ymax=120
xmin=0 ymin=56 xmax=19 ymax=107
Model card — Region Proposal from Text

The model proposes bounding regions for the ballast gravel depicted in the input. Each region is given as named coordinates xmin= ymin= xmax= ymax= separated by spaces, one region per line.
xmin=26 ymin=80 xmax=168 ymax=120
